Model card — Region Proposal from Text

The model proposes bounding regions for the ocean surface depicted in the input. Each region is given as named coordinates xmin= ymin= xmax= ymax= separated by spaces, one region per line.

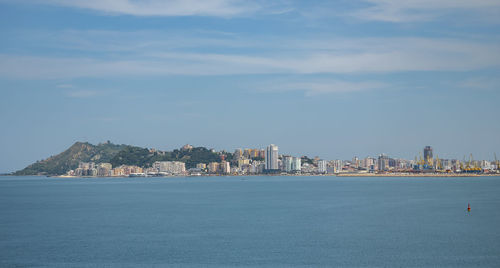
xmin=1 ymin=175 xmax=499 ymax=267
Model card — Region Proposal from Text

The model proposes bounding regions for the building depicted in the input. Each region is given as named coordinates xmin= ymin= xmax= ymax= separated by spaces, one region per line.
xmin=208 ymin=162 xmax=220 ymax=173
xmin=352 ymin=157 xmax=359 ymax=168
xmin=317 ymin=160 xmax=327 ymax=174
xmin=258 ymin=149 xmax=266 ymax=159
xmin=424 ymin=146 xmax=433 ymax=164
xmin=110 ymin=165 xmax=142 ymax=176
xmin=292 ymin=157 xmax=301 ymax=171
xmin=153 ymin=161 xmax=186 ymax=174
xmin=249 ymin=161 xmax=265 ymax=174
xmin=75 ymin=162 xmax=97 ymax=176
xmin=265 ymin=144 xmax=279 ymax=171
xmin=378 ymin=154 xmax=389 ymax=171
xmin=362 ymin=157 xmax=376 ymax=169
xmin=97 ymin=163 xmax=112 ymax=177
xmin=221 ymin=161 xmax=231 ymax=174
xmin=237 ymin=158 xmax=250 ymax=168
xmin=282 ymin=156 xmax=293 ymax=172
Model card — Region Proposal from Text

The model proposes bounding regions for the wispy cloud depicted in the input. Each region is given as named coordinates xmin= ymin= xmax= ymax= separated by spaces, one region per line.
xmin=1 ymin=35 xmax=499 ymax=79
xmin=26 ymin=0 xmax=262 ymax=17
xmin=265 ymin=80 xmax=387 ymax=96
xmin=353 ymin=0 xmax=500 ymax=22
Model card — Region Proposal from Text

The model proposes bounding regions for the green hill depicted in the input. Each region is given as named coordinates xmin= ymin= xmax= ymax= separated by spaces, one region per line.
xmin=110 ymin=146 xmax=232 ymax=169
xmin=14 ymin=141 xmax=127 ymax=176
xmin=15 ymin=142 xmax=234 ymax=175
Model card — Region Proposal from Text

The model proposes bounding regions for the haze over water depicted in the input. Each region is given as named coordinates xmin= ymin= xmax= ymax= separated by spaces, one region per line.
xmin=1 ymin=175 xmax=499 ymax=267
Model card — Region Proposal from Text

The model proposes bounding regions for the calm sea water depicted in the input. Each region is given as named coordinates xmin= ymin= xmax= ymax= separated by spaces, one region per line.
xmin=1 ymin=175 xmax=499 ymax=267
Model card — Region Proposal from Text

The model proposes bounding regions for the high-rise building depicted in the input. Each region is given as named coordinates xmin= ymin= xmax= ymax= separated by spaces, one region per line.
xmin=265 ymin=144 xmax=279 ymax=170
xmin=424 ymin=146 xmax=433 ymax=164
xmin=292 ymin=157 xmax=301 ymax=171
xmin=378 ymin=154 xmax=389 ymax=171
xmin=317 ymin=160 xmax=327 ymax=173
xmin=283 ymin=156 xmax=302 ymax=172
xmin=282 ymin=156 xmax=293 ymax=172
xmin=221 ymin=161 xmax=231 ymax=174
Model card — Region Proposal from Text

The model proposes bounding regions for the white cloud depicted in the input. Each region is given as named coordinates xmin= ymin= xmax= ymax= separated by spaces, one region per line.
xmin=265 ymin=80 xmax=387 ymax=96
xmin=1 ymin=36 xmax=499 ymax=79
xmin=353 ymin=0 xmax=500 ymax=22
xmin=27 ymin=0 xmax=261 ymax=17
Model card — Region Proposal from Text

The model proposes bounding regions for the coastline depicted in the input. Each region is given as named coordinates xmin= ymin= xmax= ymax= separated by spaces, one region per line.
xmin=336 ymin=173 xmax=499 ymax=177
xmin=45 ymin=173 xmax=500 ymax=178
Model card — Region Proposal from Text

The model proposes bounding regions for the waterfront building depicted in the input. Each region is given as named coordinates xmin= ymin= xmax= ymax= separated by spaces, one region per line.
xmin=265 ymin=144 xmax=279 ymax=171
xmin=424 ymin=146 xmax=433 ymax=164
xmin=388 ymin=158 xmax=396 ymax=169
xmin=153 ymin=161 xmax=186 ymax=174
xmin=352 ymin=157 xmax=359 ymax=168
xmin=221 ymin=161 xmax=231 ymax=174
xmin=208 ymin=162 xmax=219 ymax=173
xmin=362 ymin=157 xmax=376 ymax=169
xmin=112 ymin=166 xmax=125 ymax=176
xmin=282 ymin=156 xmax=293 ymax=172
xmin=97 ymin=163 xmax=112 ymax=177
xmin=330 ymin=160 xmax=343 ymax=173
xmin=112 ymin=165 xmax=143 ymax=176
xmin=292 ymin=157 xmax=301 ymax=171
xmin=249 ymin=161 xmax=265 ymax=174
xmin=75 ymin=162 xmax=97 ymax=176
xmin=318 ymin=160 xmax=327 ymax=174
xmin=378 ymin=154 xmax=389 ymax=171
xmin=301 ymin=163 xmax=315 ymax=173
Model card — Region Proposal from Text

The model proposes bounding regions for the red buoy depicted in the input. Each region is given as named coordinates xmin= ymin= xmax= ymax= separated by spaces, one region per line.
xmin=467 ymin=203 xmax=471 ymax=212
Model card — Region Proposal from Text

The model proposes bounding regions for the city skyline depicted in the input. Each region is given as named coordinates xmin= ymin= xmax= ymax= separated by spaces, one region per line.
xmin=9 ymin=141 xmax=500 ymax=176
xmin=1 ymin=0 xmax=499 ymax=173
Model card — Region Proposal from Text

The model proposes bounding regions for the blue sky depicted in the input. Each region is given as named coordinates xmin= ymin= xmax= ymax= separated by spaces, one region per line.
xmin=1 ymin=0 xmax=500 ymax=172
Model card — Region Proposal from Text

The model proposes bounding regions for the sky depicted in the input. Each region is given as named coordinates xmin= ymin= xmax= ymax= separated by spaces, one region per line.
xmin=1 ymin=0 xmax=500 ymax=172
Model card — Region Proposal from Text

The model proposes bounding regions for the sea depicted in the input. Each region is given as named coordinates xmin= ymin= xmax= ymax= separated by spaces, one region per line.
xmin=1 ymin=175 xmax=499 ymax=267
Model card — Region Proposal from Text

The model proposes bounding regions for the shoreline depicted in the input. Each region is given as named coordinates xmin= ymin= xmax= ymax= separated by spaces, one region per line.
xmin=335 ymin=173 xmax=499 ymax=177
xmin=33 ymin=173 xmax=500 ymax=178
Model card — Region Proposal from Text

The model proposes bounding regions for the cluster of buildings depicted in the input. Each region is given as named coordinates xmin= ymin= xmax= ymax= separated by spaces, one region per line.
xmin=68 ymin=162 xmax=144 ymax=177
xmin=67 ymin=161 xmax=186 ymax=177
xmin=66 ymin=144 xmax=499 ymax=177
xmin=338 ymin=146 xmax=499 ymax=174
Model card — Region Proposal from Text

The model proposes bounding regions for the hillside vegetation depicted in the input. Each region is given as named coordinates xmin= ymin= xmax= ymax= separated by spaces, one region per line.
xmin=15 ymin=142 xmax=233 ymax=175
xmin=14 ymin=142 xmax=127 ymax=175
